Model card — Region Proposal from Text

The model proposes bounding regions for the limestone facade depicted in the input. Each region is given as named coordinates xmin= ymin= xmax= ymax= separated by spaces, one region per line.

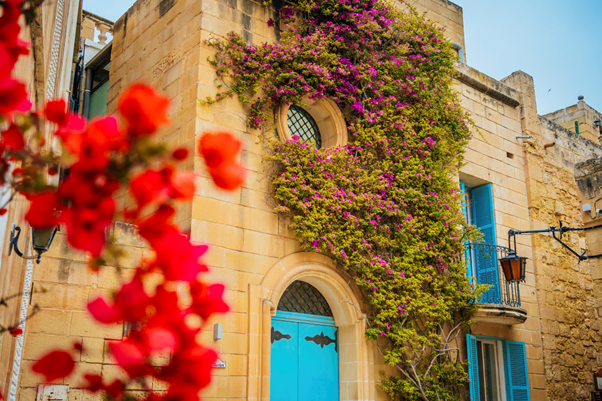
xmin=8 ymin=0 xmax=602 ymax=401
xmin=543 ymin=99 xmax=602 ymax=145
xmin=0 ymin=0 xmax=81 ymax=399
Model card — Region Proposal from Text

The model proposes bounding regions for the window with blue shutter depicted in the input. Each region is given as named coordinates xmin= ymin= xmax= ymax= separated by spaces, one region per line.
xmin=470 ymin=184 xmax=501 ymax=304
xmin=460 ymin=182 xmax=473 ymax=280
xmin=466 ymin=335 xmax=531 ymax=401
xmin=505 ymin=341 xmax=531 ymax=401
xmin=466 ymin=334 xmax=480 ymax=401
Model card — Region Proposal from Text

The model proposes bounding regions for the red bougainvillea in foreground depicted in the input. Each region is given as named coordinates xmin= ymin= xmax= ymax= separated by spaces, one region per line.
xmin=9 ymin=327 xmax=22 ymax=336
xmin=31 ymin=350 xmax=75 ymax=383
xmin=199 ymin=131 xmax=247 ymax=190
xmin=0 ymin=1 xmax=245 ymax=400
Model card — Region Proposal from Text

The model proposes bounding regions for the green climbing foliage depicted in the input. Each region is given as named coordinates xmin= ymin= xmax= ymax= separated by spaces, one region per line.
xmin=206 ymin=0 xmax=486 ymax=399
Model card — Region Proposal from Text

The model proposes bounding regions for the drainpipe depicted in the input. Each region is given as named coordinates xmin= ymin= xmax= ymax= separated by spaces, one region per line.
xmin=82 ymin=70 xmax=92 ymax=119
xmin=575 ymin=121 xmax=580 ymax=135
xmin=452 ymin=43 xmax=465 ymax=63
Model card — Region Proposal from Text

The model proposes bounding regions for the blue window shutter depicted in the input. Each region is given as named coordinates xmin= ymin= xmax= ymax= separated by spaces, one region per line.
xmin=505 ymin=341 xmax=531 ymax=401
xmin=466 ymin=334 xmax=480 ymax=401
xmin=470 ymin=184 xmax=501 ymax=303
xmin=460 ymin=182 xmax=472 ymax=279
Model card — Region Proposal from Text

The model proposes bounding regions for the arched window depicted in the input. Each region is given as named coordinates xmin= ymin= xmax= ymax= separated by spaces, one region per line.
xmin=287 ymin=105 xmax=322 ymax=149
xmin=277 ymin=280 xmax=333 ymax=317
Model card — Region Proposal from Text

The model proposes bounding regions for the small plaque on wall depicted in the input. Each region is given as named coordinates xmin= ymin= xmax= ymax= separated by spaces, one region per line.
xmin=212 ymin=359 xmax=226 ymax=369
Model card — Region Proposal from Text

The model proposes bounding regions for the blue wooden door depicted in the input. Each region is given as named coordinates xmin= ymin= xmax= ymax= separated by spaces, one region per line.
xmin=271 ymin=311 xmax=339 ymax=401
xmin=271 ymin=319 xmax=299 ymax=401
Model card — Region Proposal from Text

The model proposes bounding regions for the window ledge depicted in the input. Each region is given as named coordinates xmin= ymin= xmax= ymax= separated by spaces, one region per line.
xmin=473 ymin=304 xmax=528 ymax=325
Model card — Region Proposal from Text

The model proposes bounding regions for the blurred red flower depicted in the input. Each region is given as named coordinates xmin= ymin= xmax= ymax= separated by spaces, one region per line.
xmin=0 ymin=78 xmax=31 ymax=115
xmin=199 ymin=131 xmax=246 ymax=190
xmin=118 ymin=83 xmax=170 ymax=136
xmin=1 ymin=124 xmax=24 ymax=151
xmin=24 ymin=191 xmax=61 ymax=229
xmin=32 ymin=350 xmax=75 ymax=382
xmin=9 ymin=327 xmax=22 ymax=336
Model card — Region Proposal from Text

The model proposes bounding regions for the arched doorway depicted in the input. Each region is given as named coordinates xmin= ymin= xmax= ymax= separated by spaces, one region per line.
xmin=270 ymin=280 xmax=339 ymax=401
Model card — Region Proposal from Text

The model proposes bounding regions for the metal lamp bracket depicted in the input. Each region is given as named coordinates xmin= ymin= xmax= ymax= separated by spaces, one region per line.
xmin=8 ymin=224 xmax=42 ymax=263
xmin=510 ymin=220 xmax=602 ymax=264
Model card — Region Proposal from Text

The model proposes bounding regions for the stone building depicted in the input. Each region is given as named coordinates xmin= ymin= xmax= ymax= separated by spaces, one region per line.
xmin=0 ymin=0 xmax=81 ymax=399
xmin=5 ymin=0 xmax=602 ymax=401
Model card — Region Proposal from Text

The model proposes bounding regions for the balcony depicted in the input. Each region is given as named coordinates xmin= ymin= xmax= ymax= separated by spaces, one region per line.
xmin=466 ymin=243 xmax=528 ymax=325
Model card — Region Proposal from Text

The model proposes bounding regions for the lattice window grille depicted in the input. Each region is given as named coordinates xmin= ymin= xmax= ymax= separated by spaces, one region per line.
xmin=277 ymin=281 xmax=333 ymax=317
xmin=287 ymin=105 xmax=322 ymax=149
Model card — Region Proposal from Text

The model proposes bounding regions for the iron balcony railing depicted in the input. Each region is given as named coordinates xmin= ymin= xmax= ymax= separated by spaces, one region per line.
xmin=465 ymin=243 xmax=522 ymax=308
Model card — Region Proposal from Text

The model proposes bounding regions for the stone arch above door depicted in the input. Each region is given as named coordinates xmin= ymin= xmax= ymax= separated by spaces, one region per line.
xmin=247 ymin=252 xmax=378 ymax=401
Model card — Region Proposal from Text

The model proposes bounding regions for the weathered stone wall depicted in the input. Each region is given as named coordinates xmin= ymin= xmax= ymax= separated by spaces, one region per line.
xmin=543 ymin=99 xmax=602 ymax=145
xmin=506 ymin=70 xmax=602 ymax=399
xmin=16 ymin=223 xmax=147 ymax=401
xmin=1 ymin=1 xmax=82 ymax=398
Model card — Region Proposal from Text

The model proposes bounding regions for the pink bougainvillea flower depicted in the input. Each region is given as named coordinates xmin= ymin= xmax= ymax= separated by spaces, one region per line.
xmin=32 ymin=350 xmax=75 ymax=382
xmin=117 ymin=83 xmax=170 ymax=136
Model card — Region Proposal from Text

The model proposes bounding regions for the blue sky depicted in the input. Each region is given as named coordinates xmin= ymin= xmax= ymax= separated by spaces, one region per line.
xmin=458 ymin=0 xmax=602 ymax=115
xmin=84 ymin=0 xmax=602 ymax=115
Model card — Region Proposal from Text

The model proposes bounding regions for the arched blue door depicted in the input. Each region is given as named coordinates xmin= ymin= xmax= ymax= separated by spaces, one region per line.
xmin=270 ymin=281 xmax=339 ymax=401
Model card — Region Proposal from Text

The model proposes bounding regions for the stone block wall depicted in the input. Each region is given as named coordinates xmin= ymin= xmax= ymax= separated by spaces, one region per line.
xmin=505 ymin=70 xmax=602 ymax=400
xmin=543 ymin=99 xmax=602 ymax=145
xmin=16 ymin=223 xmax=148 ymax=401
xmin=458 ymin=67 xmax=545 ymax=400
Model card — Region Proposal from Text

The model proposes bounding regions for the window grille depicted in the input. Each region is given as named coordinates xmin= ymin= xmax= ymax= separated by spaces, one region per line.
xmin=277 ymin=281 xmax=333 ymax=317
xmin=287 ymin=105 xmax=322 ymax=149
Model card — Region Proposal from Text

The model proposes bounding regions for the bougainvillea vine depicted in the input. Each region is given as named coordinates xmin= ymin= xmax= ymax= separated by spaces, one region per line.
xmin=207 ymin=0 xmax=483 ymax=399
xmin=0 ymin=1 xmax=244 ymax=400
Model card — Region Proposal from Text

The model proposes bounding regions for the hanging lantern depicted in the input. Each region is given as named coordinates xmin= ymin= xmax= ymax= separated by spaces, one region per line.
xmin=31 ymin=226 xmax=59 ymax=262
xmin=9 ymin=224 xmax=59 ymax=264
xmin=499 ymin=252 xmax=527 ymax=282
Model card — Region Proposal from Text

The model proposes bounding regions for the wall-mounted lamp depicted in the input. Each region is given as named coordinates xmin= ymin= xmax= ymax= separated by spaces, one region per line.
xmin=507 ymin=221 xmax=602 ymax=264
xmin=499 ymin=231 xmax=527 ymax=282
xmin=9 ymin=223 xmax=59 ymax=264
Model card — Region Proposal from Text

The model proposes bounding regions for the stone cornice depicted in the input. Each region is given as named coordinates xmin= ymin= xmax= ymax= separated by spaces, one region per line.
xmin=454 ymin=63 xmax=521 ymax=108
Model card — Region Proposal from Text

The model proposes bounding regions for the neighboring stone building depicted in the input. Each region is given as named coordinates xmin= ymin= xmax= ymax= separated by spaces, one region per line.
xmin=543 ymin=98 xmax=602 ymax=145
xmin=0 ymin=0 xmax=81 ymax=399
xmin=6 ymin=0 xmax=602 ymax=401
